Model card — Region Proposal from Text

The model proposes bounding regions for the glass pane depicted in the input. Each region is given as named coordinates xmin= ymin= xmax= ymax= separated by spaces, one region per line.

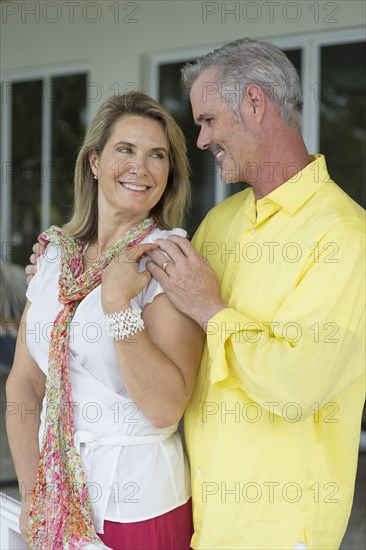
xmin=51 ymin=74 xmax=87 ymax=226
xmin=159 ymin=62 xmax=215 ymax=237
xmin=285 ymin=48 xmax=302 ymax=75
xmin=11 ymin=81 xmax=42 ymax=265
xmin=320 ymin=42 xmax=366 ymax=207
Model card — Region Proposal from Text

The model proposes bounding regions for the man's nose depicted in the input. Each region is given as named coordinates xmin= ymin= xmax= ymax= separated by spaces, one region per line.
xmin=196 ymin=126 xmax=211 ymax=150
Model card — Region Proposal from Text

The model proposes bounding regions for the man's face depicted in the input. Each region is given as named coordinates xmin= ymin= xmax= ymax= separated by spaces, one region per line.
xmin=190 ymin=68 xmax=257 ymax=184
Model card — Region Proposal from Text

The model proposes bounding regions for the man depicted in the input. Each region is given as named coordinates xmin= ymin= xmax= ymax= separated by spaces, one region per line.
xmin=146 ymin=39 xmax=365 ymax=549
xmin=27 ymin=39 xmax=365 ymax=549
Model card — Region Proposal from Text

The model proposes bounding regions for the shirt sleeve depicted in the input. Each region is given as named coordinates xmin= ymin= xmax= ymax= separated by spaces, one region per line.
xmin=26 ymin=244 xmax=62 ymax=303
xmin=205 ymin=229 xmax=365 ymax=419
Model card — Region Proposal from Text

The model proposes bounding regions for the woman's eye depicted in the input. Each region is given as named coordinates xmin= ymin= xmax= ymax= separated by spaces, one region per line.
xmin=118 ymin=147 xmax=132 ymax=154
xmin=151 ymin=153 xmax=164 ymax=159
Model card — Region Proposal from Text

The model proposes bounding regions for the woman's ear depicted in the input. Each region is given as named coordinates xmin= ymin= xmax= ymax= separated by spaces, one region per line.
xmin=89 ymin=150 xmax=99 ymax=178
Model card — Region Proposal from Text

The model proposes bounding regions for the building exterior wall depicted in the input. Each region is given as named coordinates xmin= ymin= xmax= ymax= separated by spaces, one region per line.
xmin=2 ymin=0 xmax=365 ymax=117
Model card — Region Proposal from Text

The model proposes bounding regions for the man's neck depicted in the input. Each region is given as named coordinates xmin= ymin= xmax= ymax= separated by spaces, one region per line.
xmin=250 ymin=130 xmax=310 ymax=200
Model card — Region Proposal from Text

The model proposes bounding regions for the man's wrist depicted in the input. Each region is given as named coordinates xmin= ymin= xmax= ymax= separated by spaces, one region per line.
xmin=197 ymin=300 xmax=228 ymax=332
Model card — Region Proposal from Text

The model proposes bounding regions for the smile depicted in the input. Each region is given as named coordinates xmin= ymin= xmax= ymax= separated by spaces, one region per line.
xmin=120 ymin=182 xmax=149 ymax=192
xmin=213 ymin=148 xmax=225 ymax=165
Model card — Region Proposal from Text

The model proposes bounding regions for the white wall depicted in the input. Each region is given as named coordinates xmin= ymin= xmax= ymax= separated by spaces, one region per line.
xmin=1 ymin=0 xmax=365 ymax=116
xmin=0 ymin=494 xmax=28 ymax=549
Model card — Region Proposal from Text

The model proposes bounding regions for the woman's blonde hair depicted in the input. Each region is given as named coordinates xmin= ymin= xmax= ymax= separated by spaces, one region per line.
xmin=64 ymin=92 xmax=190 ymax=241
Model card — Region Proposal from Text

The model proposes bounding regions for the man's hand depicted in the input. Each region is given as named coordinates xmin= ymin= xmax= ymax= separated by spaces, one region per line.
xmin=25 ymin=240 xmax=48 ymax=284
xmin=146 ymin=235 xmax=227 ymax=329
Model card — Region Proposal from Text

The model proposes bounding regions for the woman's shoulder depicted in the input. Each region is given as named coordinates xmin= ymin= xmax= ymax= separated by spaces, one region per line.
xmin=30 ymin=243 xmax=62 ymax=285
xmin=143 ymin=227 xmax=187 ymax=243
xmin=37 ymin=243 xmax=62 ymax=275
xmin=26 ymin=244 xmax=61 ymax=302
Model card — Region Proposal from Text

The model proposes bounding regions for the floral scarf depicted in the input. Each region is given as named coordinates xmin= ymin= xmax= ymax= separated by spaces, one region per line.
xmin=28 ymin=218 xmax=156 ymax=549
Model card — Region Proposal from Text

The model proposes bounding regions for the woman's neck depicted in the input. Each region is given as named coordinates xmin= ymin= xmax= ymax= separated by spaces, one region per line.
xmin=83 ymin=214 xmax=150 ymax=270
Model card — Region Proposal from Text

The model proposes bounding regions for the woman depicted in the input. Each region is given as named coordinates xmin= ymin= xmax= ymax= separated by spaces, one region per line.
xmin=6 ymin=92 xmax=203 ymax=550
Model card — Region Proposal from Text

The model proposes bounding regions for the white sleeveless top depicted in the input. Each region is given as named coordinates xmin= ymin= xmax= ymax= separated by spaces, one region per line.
xmin=26 ymin=227 xmax=191 ymax=534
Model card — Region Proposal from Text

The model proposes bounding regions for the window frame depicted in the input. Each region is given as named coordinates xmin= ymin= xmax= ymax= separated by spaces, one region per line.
xmin=143 ymin=27 xmax=365 ymax=205
xmin=0 ymin=63 xmax=89 ymax=250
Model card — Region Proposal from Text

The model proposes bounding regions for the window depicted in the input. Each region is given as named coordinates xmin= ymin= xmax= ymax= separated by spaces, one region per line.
xmin=320 ymin=41 xmax=366 ymax=207
xmin=1 ymin=70 xmax=87 ymax=266
xmin=11 ymin=80 xmax=42 ymax=265
xmin=159 ymin=61 xmax=214 ymax=238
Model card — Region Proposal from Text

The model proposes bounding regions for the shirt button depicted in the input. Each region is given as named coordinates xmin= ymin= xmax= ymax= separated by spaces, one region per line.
xmin=250 ymin=228 xmax=256 ymax=234
xmin=197 ymin=469 xmax=203 ymax=475
xmin=199 ymin=421 xmax=204 ymax=427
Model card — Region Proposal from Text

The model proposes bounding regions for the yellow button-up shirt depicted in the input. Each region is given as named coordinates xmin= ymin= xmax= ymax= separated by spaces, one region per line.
xmin=185 ymin=155 xmax=365 ymax=549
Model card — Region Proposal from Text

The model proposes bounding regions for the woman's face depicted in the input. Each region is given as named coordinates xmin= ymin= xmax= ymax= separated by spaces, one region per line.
xmin=90 ymin=115 xmax=170 ymax=221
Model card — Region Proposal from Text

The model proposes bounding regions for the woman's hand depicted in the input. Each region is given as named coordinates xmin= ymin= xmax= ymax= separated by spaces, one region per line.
xmin=101 ymin=243 xmax=158 ymax=314
xmin=19 ymin=499 xmax=31 ymax=543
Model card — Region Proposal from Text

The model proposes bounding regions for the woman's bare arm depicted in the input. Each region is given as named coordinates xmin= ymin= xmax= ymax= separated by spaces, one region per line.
xmin=5 ymin=302 xmax=46 ymax=542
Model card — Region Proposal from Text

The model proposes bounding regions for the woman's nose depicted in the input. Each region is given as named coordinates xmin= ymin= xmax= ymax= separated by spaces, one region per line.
xmin=127 ymin=157 xmax=147 ymax=176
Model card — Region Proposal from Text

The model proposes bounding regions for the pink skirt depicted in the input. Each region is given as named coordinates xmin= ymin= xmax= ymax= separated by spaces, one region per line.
xmin=97 ymin=499 xmax=193 ymax=550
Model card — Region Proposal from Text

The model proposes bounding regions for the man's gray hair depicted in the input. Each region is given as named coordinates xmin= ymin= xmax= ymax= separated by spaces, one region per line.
xmin=181 ymin=38 xmax=302 ymax=128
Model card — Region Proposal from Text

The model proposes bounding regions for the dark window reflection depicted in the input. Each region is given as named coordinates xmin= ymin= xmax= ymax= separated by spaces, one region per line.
xmin=10 ymin=75 xmax=87 ymax=266
xmin=159 ymin=61 xmax=215 ymax=237
xmin=11 ymin=81 xmax=42 ymax=265
xmin=320 ymin=41 xmax=366 ymax=207
xmin=51 ymin=74 xmax=87 ymax=226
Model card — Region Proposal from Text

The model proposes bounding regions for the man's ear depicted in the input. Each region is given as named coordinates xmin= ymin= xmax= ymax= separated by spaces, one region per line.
xmin=240 ymin=84 xmax=265 ymax=120
xmin=89 ymin=150 xmax=99 ymax=177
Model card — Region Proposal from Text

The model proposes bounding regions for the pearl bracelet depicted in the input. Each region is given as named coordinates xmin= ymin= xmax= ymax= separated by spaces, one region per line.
xmin=104 ymin=307 xmax=145 ymax=341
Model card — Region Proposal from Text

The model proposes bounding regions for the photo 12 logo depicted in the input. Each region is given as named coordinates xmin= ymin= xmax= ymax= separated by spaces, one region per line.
xmin=201 ymin=2 xmax=340 ymax=24
xmin=1 ymin=1 xmax=140 ymax=24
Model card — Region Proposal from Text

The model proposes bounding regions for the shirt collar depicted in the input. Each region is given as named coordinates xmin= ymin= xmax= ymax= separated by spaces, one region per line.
xmin=262 ymin=154 xmax=329 ymax=215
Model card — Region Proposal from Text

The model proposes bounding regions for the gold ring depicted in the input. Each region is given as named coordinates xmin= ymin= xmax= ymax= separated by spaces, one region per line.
xmin=162 ymin=261 xmax=170 ymax=272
